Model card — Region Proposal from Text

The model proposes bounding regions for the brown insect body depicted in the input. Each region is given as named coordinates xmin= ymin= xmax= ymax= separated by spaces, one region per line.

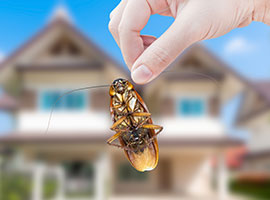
xmin=108 ymin=78 xmax=163 ymax=172
xmin=46 ymin=73 xmax=216 ymax=171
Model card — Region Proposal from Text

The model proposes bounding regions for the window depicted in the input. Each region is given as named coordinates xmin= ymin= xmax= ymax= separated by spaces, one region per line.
xmin=63 ymin=161 xmax=94 ymax=197
xmin=64 ymin=161 xmax=94 ymax=179
xmin=178 ymin=97 xmax=206 ymax=116
xmin=41 ymin=90 xmax=86 ymax=111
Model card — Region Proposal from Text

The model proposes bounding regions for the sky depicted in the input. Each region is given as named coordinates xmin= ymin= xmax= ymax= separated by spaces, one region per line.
xmin=0 ymin=0 xmax=269 ymax=139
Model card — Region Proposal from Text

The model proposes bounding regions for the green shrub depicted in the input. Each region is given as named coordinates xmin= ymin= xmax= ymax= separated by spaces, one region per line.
xmin=0 ymin=173 xmax=32 ymax=200
xmin=230 ymin=179 xmax=270 ymax=200
xmin=43 ymin=177 xmax=58 ymax=199
xmin=0 ymin=173 xmax=58 ymax=200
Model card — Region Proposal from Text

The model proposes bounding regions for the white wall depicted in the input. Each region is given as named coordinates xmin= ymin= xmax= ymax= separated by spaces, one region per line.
xmin=17 ymin=111 xmax=111 ymax=134
xmin=17 ymin=112 xmax=225 ymax=139
xmin=249 ymin=125 xmax=270 ymax=152
xmin=247 ymin=111 xmax=270 ymax=152
xmin=157 ymin=117 xmax=226 ymax=138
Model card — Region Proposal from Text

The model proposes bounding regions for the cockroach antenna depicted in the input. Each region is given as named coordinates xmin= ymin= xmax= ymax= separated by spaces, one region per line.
xmin=163 ymin=70 xmax=221 ymax=88
xmin=44 ymin=84 xmax=111 ymax=134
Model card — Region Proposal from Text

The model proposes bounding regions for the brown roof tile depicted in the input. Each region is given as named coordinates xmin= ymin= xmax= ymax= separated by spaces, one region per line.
xmin=236 ymin=80 xmax=270 ymax=124
xmin=253 ymin=80 xmax=270 ymax=103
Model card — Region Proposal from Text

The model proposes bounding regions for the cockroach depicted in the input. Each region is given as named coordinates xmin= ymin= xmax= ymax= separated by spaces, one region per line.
xmin=45 ymin=73 xmax=218 ymax=172
xmin=107 ymin=78 xmax=163 ymax=172
xmin=45 ymin=78 xmax=163 ymax=172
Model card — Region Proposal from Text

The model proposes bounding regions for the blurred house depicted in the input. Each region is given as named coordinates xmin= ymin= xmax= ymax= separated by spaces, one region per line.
xmin=236 ymin=81 xmax=270 ymax=177
xmin=0 ymin=7 xmax=245 ymax=200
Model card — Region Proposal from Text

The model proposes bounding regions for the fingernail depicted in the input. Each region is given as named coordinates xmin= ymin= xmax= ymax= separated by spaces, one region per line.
xmin=131 ymin=65 xmax=153 ymax=84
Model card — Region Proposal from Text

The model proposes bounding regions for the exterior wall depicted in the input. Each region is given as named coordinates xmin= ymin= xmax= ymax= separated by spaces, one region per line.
xmin=143 ymin=80 xmax=225 ymax=139
xmin=110 ymin=148 xmax=214 ymax=197
xmin=145 ymin=80 xmax=220 ymax=117
xmin=244 ymin=110 xmax=270 ymax=152
xmin=157 ymin=117 xmax=225 ymax=138
xmin=21 ymin=70 xmax=112 ymax=88
xmin=17 ymin=111 xmax=111 ymax=133
xmin=238 ymin=91 xmax=270 ymax=174
xmin=244 ymin=157 xmax=270 ymax=173
xmin=8 ymin=144 xmax=220 ymax=199
xmin=244 ymin=156 xmax=270 ymax=173
xmin=16 ymin=62 xmax=126 ymax=132
xmin=171 ymin=154 xmax=213 ymax=196
xmin=237 ymin=89 xmax=268 ymax=124
xmin=249 ymin=127 xmax=270 ymax=152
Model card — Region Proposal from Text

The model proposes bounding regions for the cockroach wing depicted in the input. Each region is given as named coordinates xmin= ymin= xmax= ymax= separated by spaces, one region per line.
xmin=109 ymin=83 xmax=159 ymax=172
xmin=120 ymin=136 xmax=159 ymax=172
xmin=122 ymin=90 xmax=159 ymax=172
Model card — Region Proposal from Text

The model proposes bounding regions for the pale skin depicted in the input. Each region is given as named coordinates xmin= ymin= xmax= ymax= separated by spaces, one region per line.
xmin=109 ymin=0 xmax=270 ymax=84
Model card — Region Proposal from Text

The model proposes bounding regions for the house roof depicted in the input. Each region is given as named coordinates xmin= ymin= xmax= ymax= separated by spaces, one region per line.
xmin=16 ymin=61 xmax=104 ymax=71
xmin=0 ymin=133 xmax=242 ymax=147
xmin=0 ymin=17 xmax=129 ymax=82
xmin=163 ymin=43 xmax=248 ymax=104
xmin=169 ymin=43 xmax=250 ymax=85
xmin=236 ymin=80 xmax=270 ymax=125
xmin=164 ymin=71 xmax=225 ymax=82
xmin=49 ymin=4 xmax=72 ymax=23
xmin=253 ymin=81 xmax=270 ymax=103
xmin=0 ymin=93 xmax=18 ymax=110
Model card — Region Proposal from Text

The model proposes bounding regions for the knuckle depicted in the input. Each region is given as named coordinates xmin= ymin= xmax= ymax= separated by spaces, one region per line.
xmin=148 ymin=46 xmax=171 ymax=67
xmin=118 ymin=22 xmax=127 ymax=34
xmin=109 ymin=10 xmax=115 ymax=20
xmin=108 ymin=21 xmax=118 ymax=34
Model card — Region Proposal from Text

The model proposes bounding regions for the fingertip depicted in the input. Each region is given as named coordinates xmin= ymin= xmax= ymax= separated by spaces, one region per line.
xmin=131 ymin=65 xmax=153 ymax=84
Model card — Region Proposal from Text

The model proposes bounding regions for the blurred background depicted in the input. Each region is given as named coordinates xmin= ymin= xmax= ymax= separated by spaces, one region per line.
xmin=0 ymin=1 xmax=270 ymax=200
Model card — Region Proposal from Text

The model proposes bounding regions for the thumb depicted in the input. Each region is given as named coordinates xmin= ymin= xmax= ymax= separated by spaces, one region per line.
xmin=131 ymin=16 xmax=199 ymax=84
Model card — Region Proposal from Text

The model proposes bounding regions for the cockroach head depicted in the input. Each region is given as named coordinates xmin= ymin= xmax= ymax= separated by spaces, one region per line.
xmin=110 ymin=78 xmax=133 ymax=96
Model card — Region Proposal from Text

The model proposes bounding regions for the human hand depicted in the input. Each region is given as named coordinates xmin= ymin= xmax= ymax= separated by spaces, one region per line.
xmin=109 ymin=0 xmax=270 ymax=84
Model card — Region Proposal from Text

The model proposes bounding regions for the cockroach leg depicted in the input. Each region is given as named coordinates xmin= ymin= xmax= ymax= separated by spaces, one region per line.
xmin=110 ymin=115 xmax=127 ymax=131
xmin=107 ymin=132 xmax=132 ymax=151
xmin=107 ymin=132 xmax=124 ymax=149
xmin=108 ymin=143 xmax=130 ymax=150
xmin=141 ymin=124 xmax=163 ymax=149
xmin=107 ymin=132 xmax=121 ymax=144
xmin=142 ymin=124 xmax=163 ymax=137
xmin=132 ymin=112 xmax=151 ymax=117
xmin=107 ymin=131 xmax=122 ymax=143
xmin=132 ymin=112 xmax=151 ymax=128
xmin=111 ymin=127 xmax=130 ymax=133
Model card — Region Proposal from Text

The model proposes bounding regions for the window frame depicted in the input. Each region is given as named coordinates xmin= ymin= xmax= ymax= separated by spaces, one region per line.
xmin=175 ymin=94 xmax=209 ymax=117
xmin=38 ymin=88 xmax=89 ymax=112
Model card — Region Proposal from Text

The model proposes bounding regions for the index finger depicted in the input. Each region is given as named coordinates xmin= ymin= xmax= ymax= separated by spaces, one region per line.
xmin=118 ymin=0 xmax=151 ymax=68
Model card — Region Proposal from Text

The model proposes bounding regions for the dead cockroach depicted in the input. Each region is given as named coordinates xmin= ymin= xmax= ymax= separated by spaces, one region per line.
xmin=107 ymin=78 xmax=163 ymax=172
xmin=45 ymin=73 xmax=218 ymax=172
xmin=45 ymin=78 xmax=162 ymax=172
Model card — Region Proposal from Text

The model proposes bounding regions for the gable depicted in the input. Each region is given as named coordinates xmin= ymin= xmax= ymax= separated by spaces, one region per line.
xmin=236 ymin=82 xmax=270 ymax=125
xmin=164 ymin=44 xmax=245 ymax=103
xmin=170 ymin=45 xmax=224 ymax=75
xmin=0 ymin=19 xmax=128 ymax=95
